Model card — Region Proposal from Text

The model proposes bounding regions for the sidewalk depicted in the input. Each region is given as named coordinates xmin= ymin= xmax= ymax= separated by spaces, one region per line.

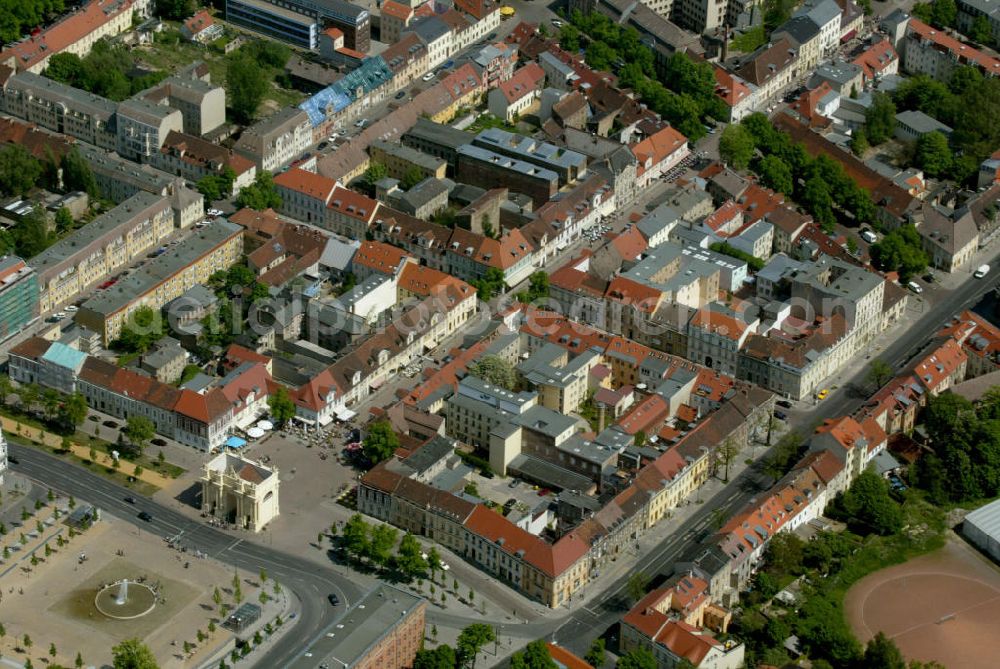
xmin=2 ymin=417 xmax=172 ymax=489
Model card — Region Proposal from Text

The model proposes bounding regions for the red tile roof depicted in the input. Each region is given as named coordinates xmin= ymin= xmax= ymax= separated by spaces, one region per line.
xmin=606 ymin=276 xmax=662 ymax=313
xmin=0 ymin=0 xmax=136 ymax=72
xmin=497 ymin=62 xmax=545 ymax=104
xmin=939 ymin=310 xmax=1000 ymax=365
xmin=853 ymin=37 xmax=898 ymax=82
xmin=328 ymin=185 xmax=379 ymax=222
xmin=623 ymin=590 xmax=724 ymax=665
xmin=183 ymin=9 xmax=215 ymax=37
xmin=463 ymin=505 xmax=588 ymax=577
xmin=274 ymin=167 xmax=338 ymax=203
xmin=908 ymin=18 xmax=1000 ymax=75
xmin=610 ymin=226 xmax=649 ymax=262
xmin=713 ymin=65 xmax=752 ymax=108
xmin=632 ymin=126 xmax=688 ymax=173
xmin=546 ymin=644 xmax=591 ymax=669
xmin=689 ymin=308 xmax=750 ymax=342
xmin=381 ymin=0 xmax=413 ymax=20
xmin=353 ymin=240 xmax=411 ymax=274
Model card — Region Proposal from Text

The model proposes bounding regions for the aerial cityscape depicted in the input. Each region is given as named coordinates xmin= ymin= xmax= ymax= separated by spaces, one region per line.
xmin=1 ymin=0 xmax=1000 ymax=667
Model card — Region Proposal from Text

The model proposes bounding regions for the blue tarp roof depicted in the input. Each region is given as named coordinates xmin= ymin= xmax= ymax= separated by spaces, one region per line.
xmin=299 ymin=56 xmax=393 ymax=127
xmin=225 ymin=436 xmax=248 ymax=449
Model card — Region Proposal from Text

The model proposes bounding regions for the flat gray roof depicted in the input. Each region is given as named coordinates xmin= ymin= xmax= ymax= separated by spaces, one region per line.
xmin=80 ymin=219 xmax=242 ymax=317
xmin=9 ymin=71 xmax=117 ymax=120
xmin=288 ymin=584 xmax=424 ymax=669
xmin=403 ymin=117 xmax=470 ymax=151
xmin=372 ymin=140 xmax=446 ymax=172
xmin=30 ymin=191 xmax=169 ymax=279
xmin=457 ymin=144 xmax=560 ymax=182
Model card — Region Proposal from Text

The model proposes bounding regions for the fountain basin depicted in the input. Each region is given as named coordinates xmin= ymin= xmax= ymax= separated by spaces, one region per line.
xmin=94 ymin=581 xmax=157 ymax=620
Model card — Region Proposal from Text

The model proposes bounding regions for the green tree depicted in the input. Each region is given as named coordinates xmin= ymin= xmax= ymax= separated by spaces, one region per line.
xmin=0 ymin=145 xmax=42 ymax=197
xmin=850 ymin=128 xmax=870 ymax=157
xmin=865 ymin=93 xmax=897 ymax=144
xmin=75 ymin=652 xmax=84 ymax=669
xmin=869 ymin=225 xmax=929 ymax=280
xmin=585 ymin=638 xmax=606 ymax=667
xmin=970 ymin=14 xmax=993 ymax=44
xmin=756 ymin=154 xmax=794 ymax=195
xmin=117 ymin=306 xmax=164 ymax=353
xmin=342 ymin=513 xmax=371 ymax=559
xmin=470 ymin=266 xmax=506 ymax=300
xmin=457 ymin=623 xmax=496 ymax=669
xmin=863 ymin=632 xmax=907 ymax=669
xmin=235 ymin=171 xmax=282 ymax=210
xmin=61 ymin=148 xmax=99 ymax=198
xmin=466 ymin=355 xmax=518 ymax=390
xmin=719 ymin=124 xmax=756 ymax=170
xmin=840 ymin=470 xmax=904 ymax=535
xmin=362 ymin=421 xmax=400 ymax=465
xmin=54 ymin=206 xmax=74 ymax=233
xmin=395 ymin=531 xmax=427 ymax=578
xmin=267 ymin=386 xmax=296 ymax=426
xmin=45 ymin=52 xmax=86 ymax=87
xmin=915 ymin=130 xmax=952 ymax=178
xmin=400 ymin=166 xmax=425 ymax=190
xmin=60 ymin=392 xmax=89 ymax=432
xmin=626 ymin=571 xmax=650 ymax=602
xmin=413 ymin=645 xmax=457 ymax=669
xmin=363 ymin=162 xmax=388 ymax=185
xmin=14 ymin=206 xmax=52 ymax=258
xmin=616 ymin=648 xmax=657 ymax=669
xmin=154 ymin=0 xmax=196 ymax=20
xmin=122 ymin=416 xmax=156 ymax=456
xmin=227 ymin=54 xmax=268 ymax=124
xmin=867 ymin=359 xmax=894 ymax=389
xmin=367 ymin=523 xmax=398 ymax=567
xmin=510 ymin=639 xmax=557 ymax=669
xmin=932 ymin=0 xmax=958 ymax=27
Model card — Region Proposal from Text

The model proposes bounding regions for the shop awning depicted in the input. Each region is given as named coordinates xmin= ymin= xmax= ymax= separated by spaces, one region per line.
xmin=225 ymin=436 xmax=247 ymax=449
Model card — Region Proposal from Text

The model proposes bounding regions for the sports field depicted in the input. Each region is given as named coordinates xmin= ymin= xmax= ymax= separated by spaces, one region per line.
xmin=844 ymin=536 xmax=1000 ymax=668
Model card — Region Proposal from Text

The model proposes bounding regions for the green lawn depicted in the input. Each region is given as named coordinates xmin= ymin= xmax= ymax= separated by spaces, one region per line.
xmin=466 ymin=113 xmax=518 ymax=134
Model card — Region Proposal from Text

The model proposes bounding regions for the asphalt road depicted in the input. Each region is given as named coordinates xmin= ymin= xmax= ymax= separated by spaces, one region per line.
xmin=6 ymin=442 xmax=363 ymax=669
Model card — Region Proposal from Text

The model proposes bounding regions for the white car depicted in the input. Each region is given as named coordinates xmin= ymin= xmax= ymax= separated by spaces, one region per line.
xmin=860 ymin=229 xmax=877 ymax=244
xmin=975 ymin=264 xmax=991 ymax=278
xmin=552 ymin=19 xmax=564 ymax=27
xmin=422 ymin=71 xmax=436 ymax=82
xmin=65 ymin=305 xmax=78 ymax=312
xmin=907 ymin=281 xmax=923 ymax=294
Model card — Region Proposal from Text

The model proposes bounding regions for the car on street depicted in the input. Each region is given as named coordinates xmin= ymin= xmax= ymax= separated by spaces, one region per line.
xmin=907 ymin=280 xmax=923 ymax=294
xmin=328 ymin=594 xmax=340 ymax=605
xmin=975 ymin=264 xmax=991 ymax=278
xmin=318 ymin=141 xmax=328 ymax=150
xmin=552 ymin=19 xmax=563 ymax=27
xmin=124 ymin=496 xmax=137 ymax=504
xmin=776 ymin=399 xmax=792 ymax=408
xmin=395 ymin=90 xmax=407 ymax=99
xmin=152 ymin=438 xmax=167 ymax=447
xmin=860 ymin=229 xmax=878 ymax=243
xmin=7 ymin=455 xmax=17 ymax=464
xmin=816 ymin=389 xmax=829 ymax=400
xmin=922 ymin=272 xmax=935 ymax=283
xmin=775 ymin=411 xmax=788 ymax=420
xmin=66 ymin=305 xmax=78 ymax=312
xmin=422 ymin=71 xmax=436 ymax=81
xmin=103 ymin=420 xmax=118 ymax=428
xmin=138 ymin=511 xmax=153 ymax=522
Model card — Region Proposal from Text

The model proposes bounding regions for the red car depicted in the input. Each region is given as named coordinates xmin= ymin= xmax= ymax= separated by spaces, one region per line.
xmin=98 ymin=279 xmax=117 ymax=289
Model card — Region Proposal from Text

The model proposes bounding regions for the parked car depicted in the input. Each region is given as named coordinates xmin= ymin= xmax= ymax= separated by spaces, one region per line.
xmin=816 ymin=389 xmax=829 ymax=400
xmin=395 ymin=90 xmax=407 ymax=99
xmin=907 ymin=280 xmax=923 ymax=294
xmin=775 ymin=410 xmax=788 ymax=420
xmin=103 ymin=420 xmax=118 ymax=428
xmin=975 ymin=264 xmax=991 ymax=279
xmin=776 ymin=399 xmax=792 ymax=409
xmin=860 ymin=229 xmax=877 ymax=243
xmin=422 ymin=71 xmax=436 ymax=81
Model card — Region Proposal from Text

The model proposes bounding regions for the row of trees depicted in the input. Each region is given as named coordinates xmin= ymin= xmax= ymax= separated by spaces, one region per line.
xmin=725 ymin=114 xmax=878 ymax=232
xmin=339 ymin=513 xmax=437 ymax=580
xmin=234 ymin=171 xmax=282 ymax=211
xmin=563 ymin=11 xmax=724 ymax=141
xmin=44 ymin=39 xmax=168 ymax=102
xmin=0 ymin=378 xmax=88 ymax=435
xmin=0 ymin=0 xmax=66 ymax=45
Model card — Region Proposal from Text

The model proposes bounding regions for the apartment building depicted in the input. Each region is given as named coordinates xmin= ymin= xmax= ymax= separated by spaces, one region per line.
xmin=140 ymin=75 xmax=226 ymax=137
xmin=957 ymin=0 xmax=1000 ymax=44
xmin=76 ymin=219 xmax=243 ymax=343
xmin=456 ymin=145 xmax=559 ymax=206
xmin=30 ymin=192 xmax=174 ymax=313
xmin=370 ymin=141 xmax=447 ymax=181
xmin=901 ymin=17 xmax=1000 ymax=81
xmin=381 ymin=0 xmax=414 ymax=43
xmin=273 ymin=167 xmax=339 ymax=224
xmin=234 ymin=107 xmax=313 ymax=173
xmin=487 ymin=62 xmax=546 ymax=122
xmin=736 ymin=39 xmax=801 ymax=104
xmin=153 ymin=131 xmax=257 ymax=195
xmin=445 ymin=375 xmax=538 ymax=448
xmin=518 ymin=344 xmax=601 ymax=414
xmin=0 ymin=71 xmax=118 ymax=150
xmin=0 ymin=257 xmax=39 ymax=338
xmin=0 ymin=0 xmax=141 ymax=74
xmin=116 ymin=98 xmax=184 ymax=162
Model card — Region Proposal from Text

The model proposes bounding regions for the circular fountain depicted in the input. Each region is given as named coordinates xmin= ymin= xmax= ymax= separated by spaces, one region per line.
xmin=94 ymin=579 xmax=157 ymax=620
